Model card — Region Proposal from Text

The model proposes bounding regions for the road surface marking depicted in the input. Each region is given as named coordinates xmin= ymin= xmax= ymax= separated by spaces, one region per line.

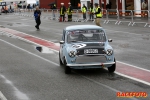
xmin=0 ymin=28 xmax=150 ymax=86
xmin=0 ymin=39 xmax=138 ymax=100
xmin=117 ymin=61 xmax=150 ymax=73
xmin=0 ymin=91 xmax=7 ymax=100
xmin=0 ymin=74 xmax=29 ymax=100
xmin=115 ymin=72 xmax=150 ymax=86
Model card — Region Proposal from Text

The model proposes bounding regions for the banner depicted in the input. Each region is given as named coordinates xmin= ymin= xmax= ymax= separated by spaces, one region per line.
xmin=0 ymin=2 xmax=6 ymax=6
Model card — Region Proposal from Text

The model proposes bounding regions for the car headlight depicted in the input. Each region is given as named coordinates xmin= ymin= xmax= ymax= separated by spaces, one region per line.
xmin=68 ymin=51 xmax=76 ymax=57
xmin=106 ymin=49 xmax=113 ymax=56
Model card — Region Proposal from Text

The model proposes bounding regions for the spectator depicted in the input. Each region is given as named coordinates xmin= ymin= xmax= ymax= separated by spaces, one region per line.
xmin=60 ymin=3 xmax=66 ymax=22
xmin=11 ymin=3 xmax=14 ymax=12
xmin=94 ymin=3 xmax=102 ymax=27
xmin=67 ymin=2 xmax=73 ymax=22
xmin=27 ymin=4 xmax=31 ymax=9
xmin=89 ymin=3 xmax=94 ymax=21
xmin=52 ymin=4 xmax=56 ymax=20
xmin=34 ymin=6 xmax=41 ymax=30
xmin=4 ymin=6 xmax=8 ymax=14
xmin=82 ymin=4 xmax=87 ymax=20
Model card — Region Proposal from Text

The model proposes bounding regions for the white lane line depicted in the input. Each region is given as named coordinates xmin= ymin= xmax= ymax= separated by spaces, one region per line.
xmin=115 ymin=72 xmax=150 ymax=86
xmin=0 ymin=91 xmax=7 ymax=100
xmin=0 ymin=75 xmax=29 ymax=100
xmin=0 ymin=39 xmax=138 ymax=100
xmin=117 ymin=61 xmax=150 ymax=73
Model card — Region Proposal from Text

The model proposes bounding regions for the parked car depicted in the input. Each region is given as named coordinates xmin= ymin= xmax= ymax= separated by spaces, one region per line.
xmin=59 ymin=25 xmax=116 ymax=74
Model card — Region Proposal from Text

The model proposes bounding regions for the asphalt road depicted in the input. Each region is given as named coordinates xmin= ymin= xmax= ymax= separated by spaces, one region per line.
xmin=0 ymin=13 xmax=150 ymax=100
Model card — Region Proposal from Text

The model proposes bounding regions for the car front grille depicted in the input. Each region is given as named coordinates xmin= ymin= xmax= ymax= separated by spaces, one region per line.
xmin=76 ymin=55 xmax=106 ymax=64
xmin=77 ymin=48 xmax=105 ymax=55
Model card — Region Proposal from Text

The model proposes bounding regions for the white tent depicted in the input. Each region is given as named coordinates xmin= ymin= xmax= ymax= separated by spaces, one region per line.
xmin=2 ymin=0 xmax=37 ymax=4
xmin=27 ymin=0 xmax=36 ymax=4
xmin=3 ymin=0 xmax=25 ymax=2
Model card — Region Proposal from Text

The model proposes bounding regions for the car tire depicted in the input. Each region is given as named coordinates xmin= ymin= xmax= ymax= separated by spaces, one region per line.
xmin=108 ymin=58 xmax=116 ymax=73
xmin=59 ymin=52 xmax=63 ymax=66
xmin=64 ymin=59 xmax=71 ymax=74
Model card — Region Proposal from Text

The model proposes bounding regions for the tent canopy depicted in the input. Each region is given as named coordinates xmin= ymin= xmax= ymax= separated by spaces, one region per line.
xmin=27 ymin=0 xmax=36 ymax=4
xmin=3 ymin=0 xmax=36 ymax=4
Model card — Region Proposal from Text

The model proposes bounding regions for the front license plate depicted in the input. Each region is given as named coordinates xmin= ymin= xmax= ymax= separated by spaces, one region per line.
xmin=84 ymin=49 xmax=98 ymax=54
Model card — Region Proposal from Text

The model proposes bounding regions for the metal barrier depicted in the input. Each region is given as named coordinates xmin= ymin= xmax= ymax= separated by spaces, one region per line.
xmin=12 ymin=8 xmax=150 ymax=27
xmin=102 ymin=9 xmax=107 ymax=23
xmin=104 ymin=9 xmax=119 ymax=24
xmin=144 ymin=11 xmax=150 ymax=27
xmin=50 ymin=9 xmax=56 ymax=20
xmin=117 ymin=10 xmax=133 ymax=26
xmin=85 ymin=10 xmax=95 ymax=22
xmin=76 ymin=10 xmax=88 ymax=22
xmin=72 ymin=9 xmax=78 ymax=22
xmin=132 ymin=10 xmax=148 ymax=26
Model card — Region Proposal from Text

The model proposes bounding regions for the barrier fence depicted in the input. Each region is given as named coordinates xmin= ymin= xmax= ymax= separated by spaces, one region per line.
xmin=13 ymin=8 xmax=150 ymax=27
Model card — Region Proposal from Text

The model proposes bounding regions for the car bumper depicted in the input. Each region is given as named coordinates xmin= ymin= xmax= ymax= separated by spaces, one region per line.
xmin=67 ymin=62 xmax=115 ymax=67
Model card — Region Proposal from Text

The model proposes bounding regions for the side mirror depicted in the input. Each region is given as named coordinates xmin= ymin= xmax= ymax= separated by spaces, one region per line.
xmin=60 ymin=41 xmax=65 ymax=44
xmin=108 ymin=39 xmax=112 ymax=42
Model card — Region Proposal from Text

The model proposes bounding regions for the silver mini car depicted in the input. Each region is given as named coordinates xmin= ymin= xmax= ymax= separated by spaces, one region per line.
xmin=59 ymin=25 xmax=116 ymax=74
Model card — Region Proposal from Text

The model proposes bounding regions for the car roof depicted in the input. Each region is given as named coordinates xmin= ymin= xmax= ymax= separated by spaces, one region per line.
xmin=65 ymin=25 xmax=103 ymax=31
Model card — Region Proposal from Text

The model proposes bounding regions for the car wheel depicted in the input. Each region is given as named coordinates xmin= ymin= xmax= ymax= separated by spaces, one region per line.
xmin=64 ymin=59 xmax=71 ymax=74
xmin=108 ymin=58 xmax=116 ymax=73
xmin=59 ymin=52 xmax=63 ymax=66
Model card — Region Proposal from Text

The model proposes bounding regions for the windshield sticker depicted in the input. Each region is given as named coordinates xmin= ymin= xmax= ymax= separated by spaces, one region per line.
xmin=72 ymin=44 xmax=86 ymax=48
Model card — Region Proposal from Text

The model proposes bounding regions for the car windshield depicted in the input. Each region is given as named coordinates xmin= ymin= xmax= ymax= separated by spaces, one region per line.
xmin=67 ymin=29 xmax=106 ymax=43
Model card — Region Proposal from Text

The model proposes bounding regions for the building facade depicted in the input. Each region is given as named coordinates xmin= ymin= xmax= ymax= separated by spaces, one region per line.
xmin=39 ymin=0 xmax=149 ymax=12
xmin=39 ymin=0 xmax=122 ymax=9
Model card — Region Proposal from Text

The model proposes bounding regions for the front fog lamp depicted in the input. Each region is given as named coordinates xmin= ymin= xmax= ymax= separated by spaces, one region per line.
xmin=106 ymin=49 xmax=113 ymax=56
xmin=69 ymin=51 xmax=76 ymax=57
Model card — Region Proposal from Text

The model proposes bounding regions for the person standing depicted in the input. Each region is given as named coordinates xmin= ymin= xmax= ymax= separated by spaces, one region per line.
xmin=89 ymin=3 xmax=94 ymax=21
xmin=52 ymin=3 xmax=56 ymax=20
xmin=34 ymin=6 xmax=41 ymax=30
xmin=67 ymin=2 xmax=73 ymax=22
xmin=60 ymin=3 xmax=66 ymax=22
xmin=94 ymin=3 xmax=102 ymax=27
xmin=4 ymin=6 xmax=8 ymax=14
xmin=82 ymin=4 xmax=87 ymax=20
